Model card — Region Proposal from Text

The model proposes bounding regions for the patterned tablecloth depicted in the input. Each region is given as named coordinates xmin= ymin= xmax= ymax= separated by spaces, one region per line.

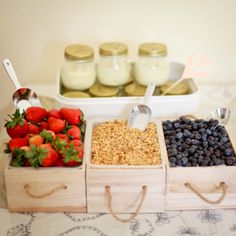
xmin=0 ymin=83 xmax=236 ymax=236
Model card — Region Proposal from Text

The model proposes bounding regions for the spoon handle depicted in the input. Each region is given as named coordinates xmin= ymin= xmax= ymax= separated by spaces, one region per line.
xmin=3 ymin=59 xmax=22 ymax=89
xmin=161 ymin=77 xmax=185 ymax=96
xmin=143 ymin=81 xmax=156 ymax=106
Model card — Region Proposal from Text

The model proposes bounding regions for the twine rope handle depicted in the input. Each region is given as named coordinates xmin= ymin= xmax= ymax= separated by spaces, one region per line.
xmin=185 ymin=182 xmax=228 ymax=204
xmin=24 ymin=183 xmax=67 ymax=199
xmin=105 ymin=185 xmax=147 ymax=223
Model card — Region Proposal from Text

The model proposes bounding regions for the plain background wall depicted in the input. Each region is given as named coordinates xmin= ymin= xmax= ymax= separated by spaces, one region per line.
xmin=0 ymin=0 xmax=236 ymax=126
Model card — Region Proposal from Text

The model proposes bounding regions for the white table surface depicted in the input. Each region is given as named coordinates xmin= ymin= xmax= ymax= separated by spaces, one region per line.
xmin=1 ymin=83 xmax=236 ymax=236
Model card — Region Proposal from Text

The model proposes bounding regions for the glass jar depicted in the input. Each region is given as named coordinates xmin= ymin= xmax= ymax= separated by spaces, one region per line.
xmin=60 ymin=44 xmax=96 ymax=91
xmin=97 ymin=42 xmax=132 ymax=86
xmin=134 ymin=43 xmax=170 ymax=86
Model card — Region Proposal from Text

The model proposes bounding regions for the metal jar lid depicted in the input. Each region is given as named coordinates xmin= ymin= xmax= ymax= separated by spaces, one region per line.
xmin=64 ymin=44 xmax=94 ymax=61
xmin=138 ymin=43 xmax=167 ymax=57
xmin=99 ymin=42 xmax=128 ymax=56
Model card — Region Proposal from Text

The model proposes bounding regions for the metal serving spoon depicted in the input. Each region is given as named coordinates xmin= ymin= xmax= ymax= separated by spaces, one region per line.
xmin=3 ymin=59 xmax=42 ymax=111
xmin=209 ymin=97 xmax=236 ymax=128
xmin=127 ymin=81 xmax=156 ymax=131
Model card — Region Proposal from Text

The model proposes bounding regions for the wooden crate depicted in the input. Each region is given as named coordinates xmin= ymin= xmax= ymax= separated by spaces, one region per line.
xmin=85 ymin=118 xmax=167 ymax=214
xmin=4 ymin=156 xmax=86 ymax=213
xmin=156 ymin=119 xmax=236 ymax=210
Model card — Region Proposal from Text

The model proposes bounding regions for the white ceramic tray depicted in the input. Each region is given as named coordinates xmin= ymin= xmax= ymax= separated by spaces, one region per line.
xmin=55 ymin=62 xmax=201 ymax=118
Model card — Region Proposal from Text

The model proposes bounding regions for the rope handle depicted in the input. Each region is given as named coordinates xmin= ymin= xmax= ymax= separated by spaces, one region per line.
xmin=105 ymin=185 xmax=147 ymax=223
xmin=184 ymin=182 xmax=228 ymax=204
xmin=24 ymin=183 xmax=67 ymax=199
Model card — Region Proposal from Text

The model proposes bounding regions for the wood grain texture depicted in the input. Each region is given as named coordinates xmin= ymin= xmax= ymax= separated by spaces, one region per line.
xmin=5 ymin=156 xmax=86 ymax=213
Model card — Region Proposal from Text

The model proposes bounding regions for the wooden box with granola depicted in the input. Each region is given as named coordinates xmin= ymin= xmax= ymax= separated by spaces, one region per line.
xmin=85 ymin=117 xmax=166 ymax=221
xmin=4 ymin=107 xmax=86 ymax=212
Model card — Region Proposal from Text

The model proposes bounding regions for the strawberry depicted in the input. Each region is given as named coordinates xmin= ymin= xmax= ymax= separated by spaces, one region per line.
xmin=10 ymin=147 xmax=29 ymax=167
xmin=60 ymin=108 xmax=83 ymax=125
xmin=56 ymin=133 xmax=70 ymax=143
xmin=27 ymin=123 xmax=39 ymax=134
xmin=7 ymin=138 xmax=28 ymax=152
xmin=29 ymin=135 xmax=44 ymax=147
xmin=47 ymin=109 xmax=62 ymax=119
xmin=38 ymin=121 xmax=49 ymax=132
xmin=5 ymin=109 xmax=28 ymax=138
xmin=26 ymin=143 xmax=59 ymax=167
xmin=71 ymin=139 xmax=83 ymax=147
xmin=55 ymin=158 xmax=66 ymax=167
xmin=40 ymin=129 xmax=56 ymax=143
xmin=25 ymin=107 xmax=47 ymax=123
xmin=67 ymin=126 xmax=81 ymax=140
xmin=61 ymin=143 xmax=83 ymax=167
xmin=48 ymin=117 xmax=65 ymax=133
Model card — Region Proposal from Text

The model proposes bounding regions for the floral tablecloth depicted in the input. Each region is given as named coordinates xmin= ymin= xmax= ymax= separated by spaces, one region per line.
xmin=0 ymin=83 xmax=236 ymax=236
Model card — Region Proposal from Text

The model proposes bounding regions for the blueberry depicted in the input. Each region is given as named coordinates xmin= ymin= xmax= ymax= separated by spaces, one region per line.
xmin=220 ymin=137 xmax=228 ymax=143
xmin=195 ymin=133 xmax=201 ymax=140
xmin=174 ymin=122 xmax=180 ymax=128
xmin=186 ymin=138 xmax=192 ymax=145
xmin=206 ymin=129 xmax=212 ymax=136
xmin=176 ymin=132 xmax=183 ymax=139
xmin=182 ymin=157 xmax=188 ymax=166
xmin=224 ymin=148 xmax=233 ymax=157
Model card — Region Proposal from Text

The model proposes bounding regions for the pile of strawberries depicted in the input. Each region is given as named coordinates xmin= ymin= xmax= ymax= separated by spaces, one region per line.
xmin=4 ymin=106 xmax=85 ymax=167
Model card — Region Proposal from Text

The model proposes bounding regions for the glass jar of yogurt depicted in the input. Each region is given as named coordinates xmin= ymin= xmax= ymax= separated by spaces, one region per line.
xmin=97 ymin=42 xmax=132 ymax=86
xmin=134 ymin=43 xmax=170 ymax=86
xmin=60 ymin=44 xmax=96 ymax=91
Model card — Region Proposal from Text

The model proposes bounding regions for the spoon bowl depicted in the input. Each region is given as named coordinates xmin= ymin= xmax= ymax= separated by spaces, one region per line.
xmin=127 ymin=81 xmax=155 ymax=131
xmin=3 ymin=59 xmax=42 ymax=111
xmin=210 ymin=107 xmax=231 ymax=126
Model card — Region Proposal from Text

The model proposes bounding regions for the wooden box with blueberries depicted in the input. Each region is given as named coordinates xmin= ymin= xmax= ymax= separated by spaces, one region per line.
xmin=4 ymin=107 xmax=87 ymax=213
xmin=157 ymin=116 xmax=236 ymax=210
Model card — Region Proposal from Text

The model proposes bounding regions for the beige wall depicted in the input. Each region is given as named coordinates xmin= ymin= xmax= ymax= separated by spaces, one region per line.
xmin=1 ymin=0 xmax=236 ymax=126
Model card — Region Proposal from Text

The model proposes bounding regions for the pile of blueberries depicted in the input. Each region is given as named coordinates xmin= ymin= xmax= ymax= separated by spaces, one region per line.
xmin=162 ymin=117 xmax=236 ymax=167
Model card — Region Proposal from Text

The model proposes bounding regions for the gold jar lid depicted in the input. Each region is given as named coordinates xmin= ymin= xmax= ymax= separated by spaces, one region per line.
xmin=138 ymin=43 xmax=167 ymax=57
xmin=125 ymin=83 xmax=160 ymax=96
xmin=99 ymin=42 xmax=128 ymax=56
xmin=89 ymin=84 xmax=119 ymax=97
xmin=160 ymin=81 xmax=188 ymax=95
xmin=64 ymin=44 xmax=94 ymax=61
xmin=62 ymin=91 xmax=91 ymax=98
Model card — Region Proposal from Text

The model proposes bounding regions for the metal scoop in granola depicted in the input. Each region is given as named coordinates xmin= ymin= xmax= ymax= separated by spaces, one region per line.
xmin=127 ymin=81 xmax=155 ymax=131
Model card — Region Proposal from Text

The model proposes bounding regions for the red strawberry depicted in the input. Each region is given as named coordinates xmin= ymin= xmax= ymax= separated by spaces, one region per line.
xmin=8 ymin=138 xmax=28 ymax=152
xmin=61 ymin=143 xmax=83 ymax=167
xmin=5 ymin=109 xmax=28 ymax=138
xmin=26 ymin=143 xmax=59 ymax=167
xmin=60 ymin=108 xmax=83 ymax=125
xmin=38 ymin=121 xmax=49 ymax=131
xmin=25 ymin=133 xmax=33 ymax=140
xmin=27 ymin=123 xmax=39 ymax=134
xmin=67 ymin=126 xmax=81 ymax=140
xmin=56 ymin=133 xmax=70 ymax=143
xmin=47 ymin=109 xmax=62 ymax=119
xmin=55 ymin=158 xmax=66 ymax=167
xmin=48 ymin=117 xmax=65 ymax=133
xmin=40 ymin=129 xmax=56 ymax=143
xmin=71 ymin=139 xmax=83 ymax=147
xmin=23 ymin=159 xmax=31 ymax=167
xmin=25 ymin=107 xmax=47 ymax=123
xmin=29 ymin=135 xmax=44 ymax=147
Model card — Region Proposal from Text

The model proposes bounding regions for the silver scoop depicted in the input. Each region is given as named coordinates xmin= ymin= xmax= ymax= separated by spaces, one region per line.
xmin=128 ymin=81 xmax=155 ymax=131
xmin=3 ymin=59 xmax=42 ymax=111
xmin=209 ymin=97 xmax=236 ymax=127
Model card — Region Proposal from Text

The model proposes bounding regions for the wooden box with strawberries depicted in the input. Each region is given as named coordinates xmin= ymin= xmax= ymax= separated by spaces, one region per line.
xmin=4 ymin=107 xmax=86 ymax=212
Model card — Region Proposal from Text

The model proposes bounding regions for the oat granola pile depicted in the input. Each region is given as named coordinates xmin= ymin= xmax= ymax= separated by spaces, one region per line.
xmin=91 ymin=120 xmax=161 ymax=165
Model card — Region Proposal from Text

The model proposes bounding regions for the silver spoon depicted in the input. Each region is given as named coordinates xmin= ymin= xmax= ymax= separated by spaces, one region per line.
xmin=128 ymin=81 xmax=155 ymax=131
xmin=3 ymin=59 xmax=42 ymax=111
xmin=209 ymin=97 xmax=236 ymax=128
